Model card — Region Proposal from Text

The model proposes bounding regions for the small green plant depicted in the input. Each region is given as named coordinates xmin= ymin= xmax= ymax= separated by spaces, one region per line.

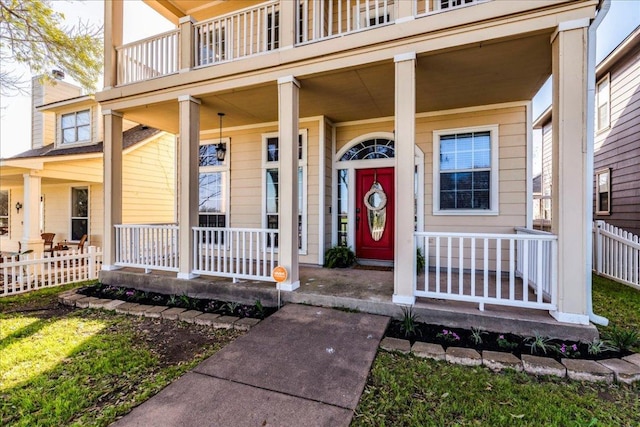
xmin=586 ymin=338 xmax=614 ymax=356
xmin=324 ymin=245 xmax=356 ymax=268
xmin=524 ymin=332 xmax=557 ymax=355
xmin=602 ymin=326 xmax=640 ymax=352
xmin=469 ymin=327 xmax=487 ymax=345
xmin=254 ymin=299 xmax=266 ymax=319
xmin=496 ymin=334 xmax=518 ymax=351
xmin=436 ymin=329 xmax=461 ymax=343
xmin=416 ymin=247 xmax=425 ymax=274
xmin=167 ymin=294 xmax=179 ymax=307
xmin=400 ymin=306 xmax=420 ymax=338
xmin=224 ymin=301 xmax=240 ymax=314
xmin=179 ymin=294 xmax=193 ymax=309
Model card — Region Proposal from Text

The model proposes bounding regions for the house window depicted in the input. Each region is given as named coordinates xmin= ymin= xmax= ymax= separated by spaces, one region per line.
xmin=355 ymin=2 xmax=393 ymax=29
xmin=263 ymin=131 xmax=307 ymax=250
xmin=337 ymin=170 xmax=348 ymax=247
xmin=440 ymin=0 xmax=476 ymax=10
xmin=0 ymin=190 xmax=8 ymax=236
xmin=596 ymin=75 xmax=610 ymax=132
xmin=433 ymin=125 xmax=499 ymax=214
xmin=199 ymin=140 xmax=229 ymax=229
xmin=596 ymin=168 xmax=611 ymax=215
xmin=71 ymin=187 xmax=89 ymax=241
xmin=196 ymin=25 xmax=226 ymax=66
xmin=61 ymin=110 xmax=90 ymax=144
xmin=267 ymin=10 xmax=279 ymax=50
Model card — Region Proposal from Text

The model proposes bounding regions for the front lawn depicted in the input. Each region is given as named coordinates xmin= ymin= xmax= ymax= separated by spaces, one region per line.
xmin=353 ymin=275 xmax=640 ymax=426
xmin=0 ymin=285 xmax=241 ymax=426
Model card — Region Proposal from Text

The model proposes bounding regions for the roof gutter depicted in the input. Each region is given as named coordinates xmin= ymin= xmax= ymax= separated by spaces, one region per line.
xmin=585 ymin=0 xmax=610 ymax=326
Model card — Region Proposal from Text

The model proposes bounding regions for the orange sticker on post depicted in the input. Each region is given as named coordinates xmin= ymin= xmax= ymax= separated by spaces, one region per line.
xmin=272 ymin=266 xmax=288 ymax=283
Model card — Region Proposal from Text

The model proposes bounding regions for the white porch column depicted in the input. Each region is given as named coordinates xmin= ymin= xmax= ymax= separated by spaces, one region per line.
xmin=393 ymin=52 xmax=417 ymax=305
xmin=20 ymin=173 xmax=43 ymax=254
xmin=277 ymin=76 xmax=300 ymax=291
xmin=177 ymin=95 xmax=200 ymax=279
xmin=550 ymin=21 xmax=590 ymax=325
xmin=102 ymin=110 xmax=123 ymax=270
xmin=103 ymin=0 xmax=123 ymax=89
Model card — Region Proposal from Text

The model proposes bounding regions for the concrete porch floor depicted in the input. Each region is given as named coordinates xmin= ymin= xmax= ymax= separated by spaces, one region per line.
xmin=99 ymin=265 xmax=599 ymax=341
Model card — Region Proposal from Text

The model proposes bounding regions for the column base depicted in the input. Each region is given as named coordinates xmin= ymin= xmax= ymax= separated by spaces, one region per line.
xmin=277 ymin=281 xmax=300 ymax=292
xmin=101 ymin=264 xmax=123 ymax=271
xmin=19 ymin=239 xmax=44 ymax=255
xmin=177 ymin=272 xmax=200 ymax=280
xmin=392 ymin=294 xmax=416 ymax=305
xmin=550 ymin=310 xmax=590 ymax=325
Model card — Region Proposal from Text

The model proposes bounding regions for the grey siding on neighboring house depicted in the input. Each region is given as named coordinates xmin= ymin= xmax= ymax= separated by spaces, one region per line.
xmin=594 ymin=42 xmax=640 ymax=235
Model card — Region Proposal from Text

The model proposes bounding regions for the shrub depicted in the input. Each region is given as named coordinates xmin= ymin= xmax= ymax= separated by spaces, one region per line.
xmin=324 ymin=246 xmax=356 ymax=268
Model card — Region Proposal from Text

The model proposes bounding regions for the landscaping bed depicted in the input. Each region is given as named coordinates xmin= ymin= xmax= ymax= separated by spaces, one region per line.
xmin=384 ymin=312 xmax=638 ymax=362
xmin=77 ymin=283 xmax=276 ymax=320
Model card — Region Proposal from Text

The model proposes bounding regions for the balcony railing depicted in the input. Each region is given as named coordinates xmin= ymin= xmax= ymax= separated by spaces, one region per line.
xmin=114 ymin=0 xmax=489 ymax=85
xmin=415 ymin=230 xmax=557 ymax=312
xmin=115 ymin=224 xmax=179 ymax=272
xmin=194 ymin=1 xmax=280 ymax=67
xmin=116 ymin=30 xmax=180 ymax=85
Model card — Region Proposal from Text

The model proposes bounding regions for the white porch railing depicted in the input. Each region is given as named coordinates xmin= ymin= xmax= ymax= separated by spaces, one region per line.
xmin=192 ymin=227 xmax=278 ymax=282
xmin=295 ymin=0 xmax=394 ymax=44
xmin=194 ymin=1 xmax=280 ymax=67
xmin=593 ymin=221 xmax=640 ymax=290
xmin=116 ymin=29 xmax=179 ymax=85
xmin=115 ymin=224 xmax=179 ymax=272
xmin=1 ymin=247 xmax=102 ymax=297
xmin=415 ymin=230 xmax=557 ymax=311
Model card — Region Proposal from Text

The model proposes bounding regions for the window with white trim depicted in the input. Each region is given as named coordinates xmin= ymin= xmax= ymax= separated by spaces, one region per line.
xmin=596 ymin=75 xmax=610 ymax=132
xmin=0 ymin=190 xmax=8 ymax=236
xmin=596 ymin=168 xmax=611 ymax=215
xmin=71 ymin=187 xmax=89 ymax=241
xmin=263 ymin=131 xmax=307 ymax=250
xmin=433 ymin=125 xmax=499 ymax=214
xmin=199 ymin=139 xmax=229 ymax=229
xmin=61 ymin=110 xmax=90 ymax=144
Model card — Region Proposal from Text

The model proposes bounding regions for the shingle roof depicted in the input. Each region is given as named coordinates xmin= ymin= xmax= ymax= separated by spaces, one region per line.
xmin=7 ymin=125 xmax=161 ymax=160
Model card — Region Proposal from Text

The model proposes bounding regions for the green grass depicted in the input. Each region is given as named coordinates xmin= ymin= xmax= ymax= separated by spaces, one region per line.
xmin=0 ymin=285 xmax=240 ymax=426
xmin=353 ymin=275 xmax=640 ymax=426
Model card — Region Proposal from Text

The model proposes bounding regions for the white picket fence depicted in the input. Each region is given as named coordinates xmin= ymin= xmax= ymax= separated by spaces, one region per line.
xmin=593 ymin=221 xmax=640 ymax=290
xmin=0 ymin=247 xmax=102 ymax=297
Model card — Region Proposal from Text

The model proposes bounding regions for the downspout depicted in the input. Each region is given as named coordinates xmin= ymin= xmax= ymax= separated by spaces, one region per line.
xmin=585 ymin=0 xmax=610 ymax=326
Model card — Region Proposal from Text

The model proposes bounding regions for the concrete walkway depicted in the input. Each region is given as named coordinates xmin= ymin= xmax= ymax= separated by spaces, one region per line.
xmin=112 ymin=304 xmax=389 ymax=426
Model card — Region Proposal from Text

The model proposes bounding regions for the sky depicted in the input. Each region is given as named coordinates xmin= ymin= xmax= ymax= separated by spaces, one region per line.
xmin=0 ymin=0 xmax=639 ymax=159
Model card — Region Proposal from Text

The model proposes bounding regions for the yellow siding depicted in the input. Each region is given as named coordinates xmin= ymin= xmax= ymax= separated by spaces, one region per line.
xmin=122 ymin=133 xmax=177 ymax=224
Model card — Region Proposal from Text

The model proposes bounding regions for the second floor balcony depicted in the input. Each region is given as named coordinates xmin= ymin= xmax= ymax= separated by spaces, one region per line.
xmin=114 ymin=0 xmax=489 ymax=86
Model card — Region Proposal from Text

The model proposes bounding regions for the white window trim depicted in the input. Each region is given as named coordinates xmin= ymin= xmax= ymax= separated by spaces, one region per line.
xmin=59 ymin=108 xmax=92 ymax=146
xmin=596 ymin=74 xmax=610 ymax=133
xmin=70 ymin=186 xmax=89 ymax=242
xmin=595 ymin=168 xmax=611 ymax=216
xmin=199 ymin=137 xmax=231 ymax=226
xmin=261 ymin=129 xmax=308 ymax=254
xmin=432 ymin=124 xmax=499 ymax=216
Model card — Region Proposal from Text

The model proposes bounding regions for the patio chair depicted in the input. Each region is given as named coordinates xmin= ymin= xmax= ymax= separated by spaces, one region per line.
xmin=77 ymin=234 xmax=88 ymax=253
xmin=41 ymin=233 xmax=55 ymax=254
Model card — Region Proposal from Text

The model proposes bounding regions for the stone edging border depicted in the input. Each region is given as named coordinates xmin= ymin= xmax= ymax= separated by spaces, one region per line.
xmin=58 ymin=290 xmax=261 ymax=331
xmin=380 ymin=337 xmax=640 ymax=385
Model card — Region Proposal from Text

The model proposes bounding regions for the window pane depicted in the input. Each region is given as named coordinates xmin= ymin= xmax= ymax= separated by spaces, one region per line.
xmin=337 ymin=169 xmax=348 ymax=214
xmin=473 ymin=190 xmax=490 ymax=209
xmin=473 ymin=171 xmax=490 ymax=190
xmin=0 ymin=190 xmax=7 ymax=216
xmin=71 ymin=219 xmax=88 ymax=241
xmin=63 ymin=128 xmax=76 ymax=143
xmin=455 ymin=172 xmax=472 ymax=190
xmin=61 ymin=113 xmax=75 ymax=128
xmin=199 ymin=172 xmax=223 ymax=213
xmin=266 ymin=137 xmax=279 ymax=162
xmin=440 ymin=191 xmax=456 ymax=209
xmin=72 ymin=188 xmax=88 ymax=217
xmin=199 ymin=144 xmax=218 ymax=166
xmin=599 ymin=192 xmax=609 ymax=212
xmin=0 ymin=218 xmax=7 ymax=235
xmin=76 ymin=110 xmax=90 ymax=125
xmin=266 ymin=168 xmax=279 ymax=214
xmin=77 ymin=125 xmax=90 ymax=141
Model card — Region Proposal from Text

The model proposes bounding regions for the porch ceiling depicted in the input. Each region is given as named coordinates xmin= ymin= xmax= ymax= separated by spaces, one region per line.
xmin=121 ymin=31 xmax=552 ymax=134
xmin=142 ymin=0 xmax=265 ymax=24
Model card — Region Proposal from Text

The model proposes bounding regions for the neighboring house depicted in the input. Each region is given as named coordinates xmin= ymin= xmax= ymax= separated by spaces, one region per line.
xmin=534 ymin=25 xmax=640 ymax=235
xmin=0 ymin=77 xmax=176 ymax=254
xmin=97 ymin=0 xmax=603 ymax=326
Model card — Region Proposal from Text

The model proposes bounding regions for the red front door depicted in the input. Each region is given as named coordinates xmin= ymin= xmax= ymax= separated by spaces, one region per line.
xmin=355 ymin=168 xmax=394 ymax=261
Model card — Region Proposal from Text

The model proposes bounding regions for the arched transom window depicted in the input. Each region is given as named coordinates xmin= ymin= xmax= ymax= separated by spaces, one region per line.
xmin=339 ymin=138 xmax=395 ymax=161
